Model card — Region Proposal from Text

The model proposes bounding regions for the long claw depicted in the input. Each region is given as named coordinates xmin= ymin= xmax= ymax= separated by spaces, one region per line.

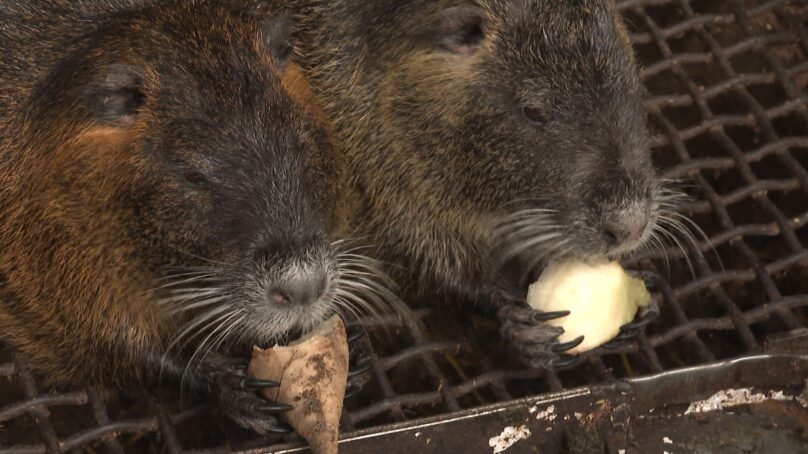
xmin=617 ymin=308 xmax=659 ymax=337
xmin=349 ymin=361 xmax=373 ymax=377
xmin=266 ymin=422 xmax=294 ymax=434
xmin=629 ymin=269 xmax=661 ymax=290
xmin=344 ymin=383 xmax=362 ymax=399
xmin=227 ymin=359 xmax=249 ymax=371
xmin=551 ymin=335 xmax=584 ymax=353
xmin=602 ymin=336 xmax=630 ymax=350
xmin=612 ymin=329 xmax=639 ymax=342
xmin=242 ymin=378 xmax=280 ymax=391
xmin=532 ymin=310 xmax=571 ymax=322
xmin=254 ymin=402 xmax=294 ymax=413
xmin=347 ymin=326 xmax=364 ymax=343
xmin=601 ymin=339 xmax=622 ymax=349
xmin=601 ymin=328 xmax=642 ymax=349
xmin=341 ymin=311 xmax=363 ymax=329
xmin=620 ymin=320 xmax=646 ymax=332
xmin=623 ymin=308 xmax=660 ymax=331
xmin=547 ymin=355 xmax=578 ymax=369
xmin=220 ymin=374 xmax=247 ymax=389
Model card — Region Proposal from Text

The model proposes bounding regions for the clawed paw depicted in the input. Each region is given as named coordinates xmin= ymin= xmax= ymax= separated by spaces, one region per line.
xmin=601 ymin=270 xmax=661 ymax=349
xmin=201 ymin=355 xmax=294 ymax=434
xmin=601 ymin=298 xmax=660 ymax=349
xmin=497 ymin=304 xmax=582 ymax=370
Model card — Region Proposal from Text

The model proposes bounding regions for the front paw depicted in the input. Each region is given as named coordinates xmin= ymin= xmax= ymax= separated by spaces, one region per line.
xmin=602 ymin=270 xmax=661 ymax=349
xmin=602 ymin=298 xmax=660 ymax=349
xmin=343 ymin=316 xmax=375 ymax=399
xmin=497 ymin=304 xmax=584 ymax=370
xmin=203 ymin=356 xmax=293 ymax=434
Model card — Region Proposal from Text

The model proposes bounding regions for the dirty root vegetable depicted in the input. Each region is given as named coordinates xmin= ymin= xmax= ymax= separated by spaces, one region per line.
xmin=527 ymin=259 xmax=650 ymax=354
xmin=247 ymin=315 xmax=349 ymax=454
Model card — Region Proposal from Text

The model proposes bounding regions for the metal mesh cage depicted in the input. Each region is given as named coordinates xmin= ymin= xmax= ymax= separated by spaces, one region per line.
xmin=1 ymin=0 xmax=807 ymax=452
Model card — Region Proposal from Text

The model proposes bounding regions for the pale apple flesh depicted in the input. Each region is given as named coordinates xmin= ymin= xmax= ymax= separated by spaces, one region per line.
xmin=527 ymin=259 xmax=651 ymax=354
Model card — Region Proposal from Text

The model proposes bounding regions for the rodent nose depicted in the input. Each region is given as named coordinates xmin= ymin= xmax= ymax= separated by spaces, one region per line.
xmin=602 ymin=215 xmax=648 ymax=247
xmin=268 ymin=271 xmax=328 ymax=306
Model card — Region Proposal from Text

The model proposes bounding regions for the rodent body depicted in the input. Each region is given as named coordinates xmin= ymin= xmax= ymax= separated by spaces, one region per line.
xmin=285 ymin=0 xmax=664 ymax=366
xmin=0 ymin=0 xmax=353 ymax=433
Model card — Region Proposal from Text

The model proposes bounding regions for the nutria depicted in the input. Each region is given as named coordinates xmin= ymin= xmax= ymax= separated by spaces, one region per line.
xmin=0 ymin=0 xmax=384 ymax=433
xmin=284 ymin=0 xmax=669 ymax=367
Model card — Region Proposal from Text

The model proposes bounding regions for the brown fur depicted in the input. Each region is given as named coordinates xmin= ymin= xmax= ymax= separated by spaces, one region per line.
xmin=0 ymin=0 xmax=343 ymax=408
xmin=0 ymin=107 xmax=166 ymax=385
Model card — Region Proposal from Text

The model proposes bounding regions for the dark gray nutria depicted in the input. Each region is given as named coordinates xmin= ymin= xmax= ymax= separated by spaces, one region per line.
xmin=0 ymin=0 xmax=388 ymax=433
xmin=283 ymin=0 xmax=679 ymax=367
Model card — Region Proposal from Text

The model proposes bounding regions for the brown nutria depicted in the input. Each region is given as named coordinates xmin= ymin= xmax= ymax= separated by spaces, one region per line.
xmin=283 ymin=0 xmax=669 ymax=367
xmin=0 ymin=0 xmax=386 ymax=433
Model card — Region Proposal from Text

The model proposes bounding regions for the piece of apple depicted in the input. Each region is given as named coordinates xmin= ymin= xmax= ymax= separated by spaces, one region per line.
xmin=527 ymin=259 xmax=650 ymax=354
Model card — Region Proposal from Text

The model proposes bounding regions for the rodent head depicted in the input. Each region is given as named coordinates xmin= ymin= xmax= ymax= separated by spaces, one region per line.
xmin=6 ymin=3 xmax=347 ymax=348
xmin=371 ymin=0 xmax=657 ymax=284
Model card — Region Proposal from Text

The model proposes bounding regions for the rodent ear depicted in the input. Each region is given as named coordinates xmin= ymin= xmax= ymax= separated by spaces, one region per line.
xmin=432 ymin=6 xmax=485 ymax=54
xmin=83 ymin=64 xmax=145 ymax=125
xmin=262 ymin=15 xmax=294 ymax=67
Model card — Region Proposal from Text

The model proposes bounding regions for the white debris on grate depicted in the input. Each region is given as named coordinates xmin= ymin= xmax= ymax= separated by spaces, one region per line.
xmin=684 ymin=388 xmax=806 ymax=415
xmin=488 ymin=425 xmax=532 ymax=454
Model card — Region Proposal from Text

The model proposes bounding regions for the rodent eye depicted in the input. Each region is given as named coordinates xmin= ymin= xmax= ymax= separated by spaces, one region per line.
xmin=522 ymin=106 xmax=547 ymax=124
xmin=183 ymin=171 xmax=206 ymax=185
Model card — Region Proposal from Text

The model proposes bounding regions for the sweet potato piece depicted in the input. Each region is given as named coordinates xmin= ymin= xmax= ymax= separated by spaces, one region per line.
xmin=248 ymin=316 xmax=349 ymax=454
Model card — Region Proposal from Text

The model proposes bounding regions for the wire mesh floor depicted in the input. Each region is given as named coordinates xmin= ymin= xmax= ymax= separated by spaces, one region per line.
xmin=2 ymin=0 xmax=808 ymax=452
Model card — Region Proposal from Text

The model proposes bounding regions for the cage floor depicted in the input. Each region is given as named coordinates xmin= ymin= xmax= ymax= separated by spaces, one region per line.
xmin=2 ymin=0 xmax=808 ymax=452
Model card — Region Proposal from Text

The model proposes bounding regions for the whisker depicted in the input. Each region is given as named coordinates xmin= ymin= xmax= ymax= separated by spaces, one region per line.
xmin=212 ymin=313 xmax=246 ymax=357
xmin=333 ymin=251 xmax=414 ymax=338
xmin=150 ymin=274 xmax=220 ymax=291
xmin=152 ymin=270 xmax=219 ymax=283
xmin=186 ymin=310 xmax=243 ymax=374
xmin=501 ymin=198 xmax=556 ymax=209
xmin=518 ymin=237 xmax=570 ymax=286
xmin=154 ymin=291 xmax=222 ymax=308
xmin=649 ymin=225 xmax=671 ymax=275
xmin=498 ymin=232 xmax=563 ymax=264
xmin=166 ymin=287 xmax=223 ymax=296
xmin=335 ymin=285 xmax=384 ymax=319
xmin=656 ymin=217 xmax=696 ymax=280
xmin=496 ymin=218 xmax=560 ymax=231
xmin=163 ymin=305 xmax=231 ymax=359
xmin=333 ymin=295 xmax=364 ymax=322
xmin=166 ymin=245 xmax=234 ymax=267
xmin=163 ymin=295 xmax=231 ymax=316
xmin=669 ymin=211 xmax=724 ymax=271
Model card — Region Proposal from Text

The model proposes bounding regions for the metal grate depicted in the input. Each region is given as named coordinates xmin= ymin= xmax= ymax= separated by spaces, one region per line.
xmin=2 ymin=0 xmax=807 ymax=452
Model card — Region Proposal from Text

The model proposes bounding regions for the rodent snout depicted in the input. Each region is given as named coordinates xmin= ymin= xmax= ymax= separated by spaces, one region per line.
xmin=268 ymin=267 xmax=328 ymax=307
xmin=602 ymin=214 xmax=647 ymax=246
xmin=599 ymin=203 xmax=652 ymax=253
xmin=251 ymin=235 xmax=334 ymax=308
